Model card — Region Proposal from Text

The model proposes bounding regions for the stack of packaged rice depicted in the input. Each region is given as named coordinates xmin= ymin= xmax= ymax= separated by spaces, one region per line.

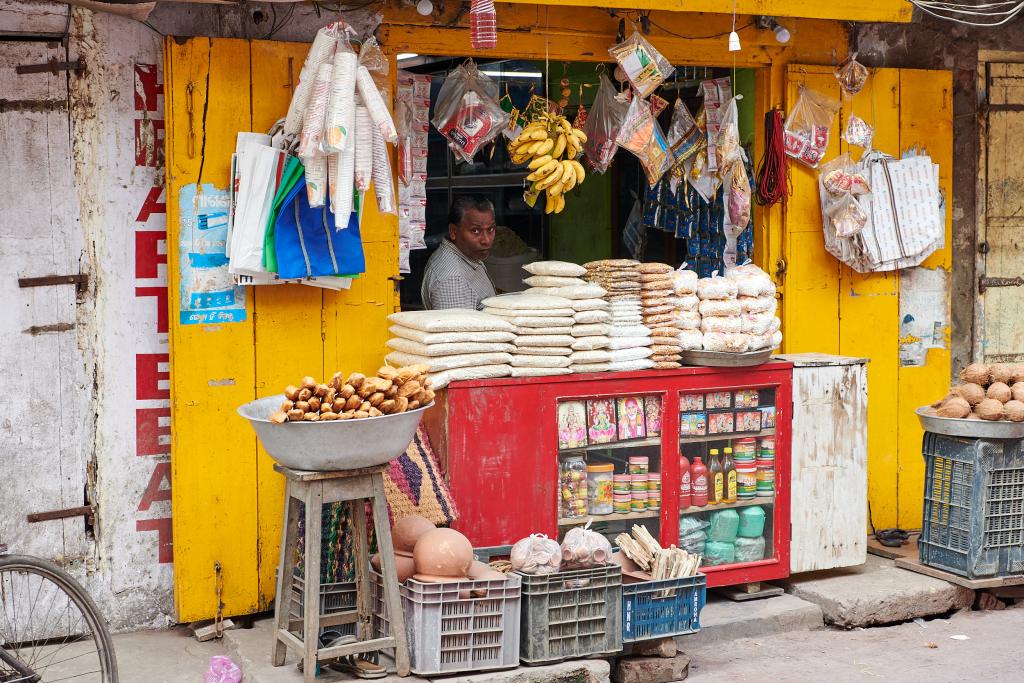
xmin=384 ymin=310 xmax=515 ymax=388
xmin=697 ymin=273 xmax=746 ymax=352
xmin=638 ymin=263 xmax=684 ymax=369
xmin=583 ymin=260 xmax=654 ymax=372
xmin=521 ymin=261 xmax=612 ymax=374
xmin=728 ymin=264 xmax=782 ymax=351
xmin=482 ymin=292 xmax=576 ymax=378
xmin=672 ymin=267 xmax=703 ymax=352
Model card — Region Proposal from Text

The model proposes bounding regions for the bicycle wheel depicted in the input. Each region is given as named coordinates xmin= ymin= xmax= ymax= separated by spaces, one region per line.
xmin=0 ymin=555 xmax=118 ymax=682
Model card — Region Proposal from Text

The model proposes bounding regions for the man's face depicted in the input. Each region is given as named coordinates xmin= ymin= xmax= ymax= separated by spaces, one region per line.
xmin=449 ymin=207 xmax=496 ymax=261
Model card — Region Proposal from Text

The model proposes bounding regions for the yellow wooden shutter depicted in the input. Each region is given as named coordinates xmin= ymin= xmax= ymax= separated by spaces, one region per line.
xmin=782 ymin=65 xmax=952 ymax=531
xmin=166 ymin=37 xmax=398 ymax=622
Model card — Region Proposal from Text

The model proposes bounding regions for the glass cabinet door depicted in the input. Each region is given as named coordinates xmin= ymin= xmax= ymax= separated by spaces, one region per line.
xmin=555 ymin=394 xmax=665 ymax=545
xmin=678 ymin=386 xmax=778 ymax=570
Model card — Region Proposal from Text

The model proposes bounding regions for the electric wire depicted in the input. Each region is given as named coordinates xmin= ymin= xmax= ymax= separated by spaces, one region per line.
xmin=754 ymin=108 xmax=787 ymax=206
xmin=908 ymin=1 xmax=1024 ymax=26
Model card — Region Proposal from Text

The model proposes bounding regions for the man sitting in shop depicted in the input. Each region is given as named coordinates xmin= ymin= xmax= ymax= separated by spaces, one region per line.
xmin=421 ymin=194 xmax=497 ymax=310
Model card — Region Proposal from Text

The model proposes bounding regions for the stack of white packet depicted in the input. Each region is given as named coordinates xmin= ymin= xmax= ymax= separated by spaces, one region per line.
xmin=385 ymin=310 xmax=515 ymax=389
xmin=482 ymin=292 xmax=576 ymax=378
xmin=672 ymin=267 xmax=702 ymax=351
xmin=726 ymin=263 xmax=782 ymax=351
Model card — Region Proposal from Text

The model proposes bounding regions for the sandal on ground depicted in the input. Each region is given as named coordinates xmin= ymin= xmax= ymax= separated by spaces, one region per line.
xmin=875 ymin=528 xmax=909 ymax=548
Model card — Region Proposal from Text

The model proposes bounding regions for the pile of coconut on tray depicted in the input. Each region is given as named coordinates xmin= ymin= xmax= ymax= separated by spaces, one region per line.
xmin=927 ymin=362 xmax=1024 ymax=422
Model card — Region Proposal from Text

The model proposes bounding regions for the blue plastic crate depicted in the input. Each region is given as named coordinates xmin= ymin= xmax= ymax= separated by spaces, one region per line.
xmin=622 ymin=574 xmax=706 ymax=643
xmin=920 ymin=432 xmax=1024 ymax=579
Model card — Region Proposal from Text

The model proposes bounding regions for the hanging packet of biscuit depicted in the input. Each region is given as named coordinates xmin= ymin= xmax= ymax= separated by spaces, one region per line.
xmin=432 ymin=60 xmax=510 ymax=163
xmin=608 ymin=30 xmax=674 ymax=98
xmin=783 ymin=86 xmax=840 ymax=168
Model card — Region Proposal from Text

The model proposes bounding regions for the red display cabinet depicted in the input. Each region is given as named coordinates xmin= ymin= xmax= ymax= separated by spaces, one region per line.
xmin=423 ymin=361 xmax=792 ymax=588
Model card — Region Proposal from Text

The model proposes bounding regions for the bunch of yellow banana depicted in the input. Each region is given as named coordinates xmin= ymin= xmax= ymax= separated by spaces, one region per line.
xmin=509 ymin=113 xmax=588 ymax=214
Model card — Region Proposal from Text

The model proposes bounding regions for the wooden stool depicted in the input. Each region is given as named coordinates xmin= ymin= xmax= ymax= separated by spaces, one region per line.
xmin=271 ymin=464 xmax=410 ymax=680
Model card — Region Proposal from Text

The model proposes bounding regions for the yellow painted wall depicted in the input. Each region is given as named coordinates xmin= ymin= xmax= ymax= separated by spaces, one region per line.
xmin=498 ymin=0 xmax=912 ymax=23
xmin=166 ymin=37 xmax=398 ymax=622
xmin=781 ymin=66 xmax=953 ymax=531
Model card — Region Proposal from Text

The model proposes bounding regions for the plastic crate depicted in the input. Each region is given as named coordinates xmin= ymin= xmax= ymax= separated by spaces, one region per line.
xmin=369 ymin=570 xmax=521 ymax=676
xmin=920 ymin=432 xmax=1024 ymax=579
xmin=516 ymin=565 xmax=623 ymax=665
xmin=622 ymin=574 xmax=706 ymax=643
xmin=290 ymin=571 xmax=357 ymax=619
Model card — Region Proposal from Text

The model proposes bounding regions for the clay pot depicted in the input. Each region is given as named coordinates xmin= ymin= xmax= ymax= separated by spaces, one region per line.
xmin=371 ymin=552 xmax=416 ymax=583
xmin=392 ymin=515 xmax=436 ymax=557
xmin=467 ymin=560 xmax=507 ymax=582
xmin=412 ymin=528 xmax=473 ymax=581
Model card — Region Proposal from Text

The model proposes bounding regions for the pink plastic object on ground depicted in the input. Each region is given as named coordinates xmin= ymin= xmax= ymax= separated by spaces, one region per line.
xmin=205 ymin=656 xmax=241 ymax=683
xmin=470 ymin=0 xmax=498 ymax=49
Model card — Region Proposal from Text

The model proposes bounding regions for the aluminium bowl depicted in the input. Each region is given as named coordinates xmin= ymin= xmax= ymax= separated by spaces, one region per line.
xmin=238 ymin=394 xmax=431 ymax=471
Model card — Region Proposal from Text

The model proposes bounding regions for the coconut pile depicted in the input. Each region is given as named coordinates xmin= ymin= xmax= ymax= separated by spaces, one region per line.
xmin=929 ymin=363 xmax=1024 ymax=422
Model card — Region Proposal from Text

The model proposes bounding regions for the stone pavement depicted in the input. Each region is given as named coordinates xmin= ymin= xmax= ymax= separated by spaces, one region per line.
xmin=684 ymin=602 xmax=1024 ymax=682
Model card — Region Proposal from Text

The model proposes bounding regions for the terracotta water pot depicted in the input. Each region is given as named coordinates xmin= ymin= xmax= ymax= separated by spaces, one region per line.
xmin=412 ymin=527 xmax=473 ymax=581
xmin=467 ymin=560 xmax=507 ymax=581
xmin=371 ymin=552 xmax=416 ymax=583
xmin=392 ymin=514 xmax=436 ymax=558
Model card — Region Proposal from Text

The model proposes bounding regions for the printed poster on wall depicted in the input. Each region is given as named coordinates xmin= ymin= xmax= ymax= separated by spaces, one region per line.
xmin=177 ymin=183 xmax=247 ymax=325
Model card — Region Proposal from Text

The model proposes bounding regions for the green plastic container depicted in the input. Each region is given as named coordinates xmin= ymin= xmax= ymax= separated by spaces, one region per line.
xmin=707 ymin=509 xmax=740 ymax=543
xmin=737 ymin=506 xmax=766 ymax=537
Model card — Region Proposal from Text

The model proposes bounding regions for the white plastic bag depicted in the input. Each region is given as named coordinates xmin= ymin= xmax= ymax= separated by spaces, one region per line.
xmin=583 ymin=74 xmax=630 ymax=174
xmin=510 ymin=534 xmax=561 ymax=574
xmin=783 ymin=87 xmax=840 ymax=168
xmin=560 ymin=525 xmax=613 ymax=570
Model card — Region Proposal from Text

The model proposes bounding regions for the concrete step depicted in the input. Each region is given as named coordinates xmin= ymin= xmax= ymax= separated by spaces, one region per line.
xmin=676 ymin=592 xmax=824 ymax=648
xmin=779 ymin=554 xmax=975 ymax=628
xmin=224 ymin=616 xmax=610 ymax=683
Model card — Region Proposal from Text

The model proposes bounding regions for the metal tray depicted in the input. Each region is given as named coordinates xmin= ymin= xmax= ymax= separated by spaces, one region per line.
xmin=679 ymin=348 xmax=776 ymax=368
xmin=915 ymin=406 xmax=1024 ymax=439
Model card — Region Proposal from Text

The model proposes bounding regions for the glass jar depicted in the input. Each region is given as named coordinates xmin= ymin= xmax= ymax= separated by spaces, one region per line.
xmin=559 ymin=455 xmax=588 ymax=518
xmin=587 ymin=463 xmax=614 ymax=515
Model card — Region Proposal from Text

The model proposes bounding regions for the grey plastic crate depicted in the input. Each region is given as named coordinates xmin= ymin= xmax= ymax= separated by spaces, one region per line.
xmin=369 ymin=570 xmax=521 ymax=676
xmin=515 ymin=564 xmax=623 ymax=665
xmin=290 ymin=571 xmax=357 ymax=618
xmin=920 ymin=432 xmax=1024 ymax=579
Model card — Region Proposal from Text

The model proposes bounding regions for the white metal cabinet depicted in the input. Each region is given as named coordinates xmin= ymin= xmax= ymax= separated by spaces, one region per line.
xmin=778 ymin=354 xmax=869 ymax=573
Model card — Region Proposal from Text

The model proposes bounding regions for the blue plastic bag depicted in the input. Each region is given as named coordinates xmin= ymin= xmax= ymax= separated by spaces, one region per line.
xmin=274 ymin=172 xmax=366 ymax=280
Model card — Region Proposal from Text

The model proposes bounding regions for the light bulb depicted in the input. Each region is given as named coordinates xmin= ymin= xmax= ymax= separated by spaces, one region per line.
xmin=728 ymin=31 xmax=741 ymax=52
xmin=416 ymin=0 xmax=433 ymax=15
xmin=773 ymin=24 xmax=791 ymax=44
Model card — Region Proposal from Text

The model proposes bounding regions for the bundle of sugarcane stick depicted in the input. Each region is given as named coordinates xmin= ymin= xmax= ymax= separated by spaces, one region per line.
xmin=616 ymin=524 xmax=701 ymax=596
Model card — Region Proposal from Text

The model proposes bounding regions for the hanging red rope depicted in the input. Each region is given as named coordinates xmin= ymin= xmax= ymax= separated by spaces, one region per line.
xmin=755 ymin=108 xmax=788 ymax=206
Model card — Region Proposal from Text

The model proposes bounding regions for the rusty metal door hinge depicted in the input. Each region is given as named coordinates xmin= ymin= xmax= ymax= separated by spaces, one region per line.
xmin=27 ymin=505 xmax=94 ymax=525
xmin=16 ymin=58 xmax=84 ymax=75
xmin=979 ymin=276 xmax=1024 ymax=293
xmin=18 ymin=273 xmax=88 ymax=294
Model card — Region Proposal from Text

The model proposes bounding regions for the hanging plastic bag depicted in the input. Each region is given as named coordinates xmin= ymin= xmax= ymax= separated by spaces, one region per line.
xmin=323 ymin=38 xmax=358 ymax=154
xmin=276 ymin=171 xmax=365 ymax=278
xmin=356 ymin=38 xmax=399 ymax=144
xmin=818 ymin=153 xmax=871 ymax=240
xmin=616 ymin=93 xmax=671 ymax=187
xmin=372 ymin=121 xmax=397 ymax=215
xmin=582 ymin=73 xmax=630 ymax=174
xmin=297 ymin=62 xmax=334 ymax=158
xmin=283 ymin=23 xmax=341 ymax=136
xmin=354 ymin=101 xmax=373 ymax=192
xmin=835 ymin=53 xmax=869 ymax=97
xmin=718 ymin=96 xmax=750 ymax=237
xmin=783 ymin=87 xmax=840 ymax=168
xmin=667 ymin=98 xmax=705 ymax=166
xmin=432 ymin=60 xmax=509 ymax=163
xmin=608 ymin=30 xmax=673 ymax=98
xmin=842 ymin=114 xmax=874 ymax=149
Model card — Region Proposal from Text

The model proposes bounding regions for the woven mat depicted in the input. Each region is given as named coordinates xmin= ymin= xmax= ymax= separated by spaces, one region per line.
xmin=382 ymin=425 xmax=459 ymax=527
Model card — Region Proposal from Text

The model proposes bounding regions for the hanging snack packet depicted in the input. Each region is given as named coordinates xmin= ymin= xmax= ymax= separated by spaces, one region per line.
xmin=608 ymin=30 xmax=674 ymax=98
xmin=827 ymin=194 xmax=869 ymax=238
xmin=431 ymin=60 xmax=509 ymax=163
xmin=701 ymin=77 xmax=731 ymax=173
xmin=835 ymin=53 xmax=869 ymax=97
xmin=583 ymin=74 xmax=630 ymax=174
xmin=718 ymin=97 xmax=750 ymax=236
xmin=783 ymin=87 xmax=840 ymax=168
xmin=395 ymin=100 xmax=413 ymax=185
xmin=842 ymin=114 xmax=874 ymax=149
xmin=616 ymin=93 xmax=671 ymax=186
xmin=818 ymin=153 xmax=870 ymax=239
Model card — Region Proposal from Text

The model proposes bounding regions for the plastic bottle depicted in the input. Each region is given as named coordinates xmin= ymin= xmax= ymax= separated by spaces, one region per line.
xmin=723 ymin=447 xmax=737 ymax=504
xmin=709 ymin=449 xmax=723 ymax=505
xmin=679 ymin=456 xmax=692 ymax=509
xmin=691 ymin=456 xmax=709 ymax=507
